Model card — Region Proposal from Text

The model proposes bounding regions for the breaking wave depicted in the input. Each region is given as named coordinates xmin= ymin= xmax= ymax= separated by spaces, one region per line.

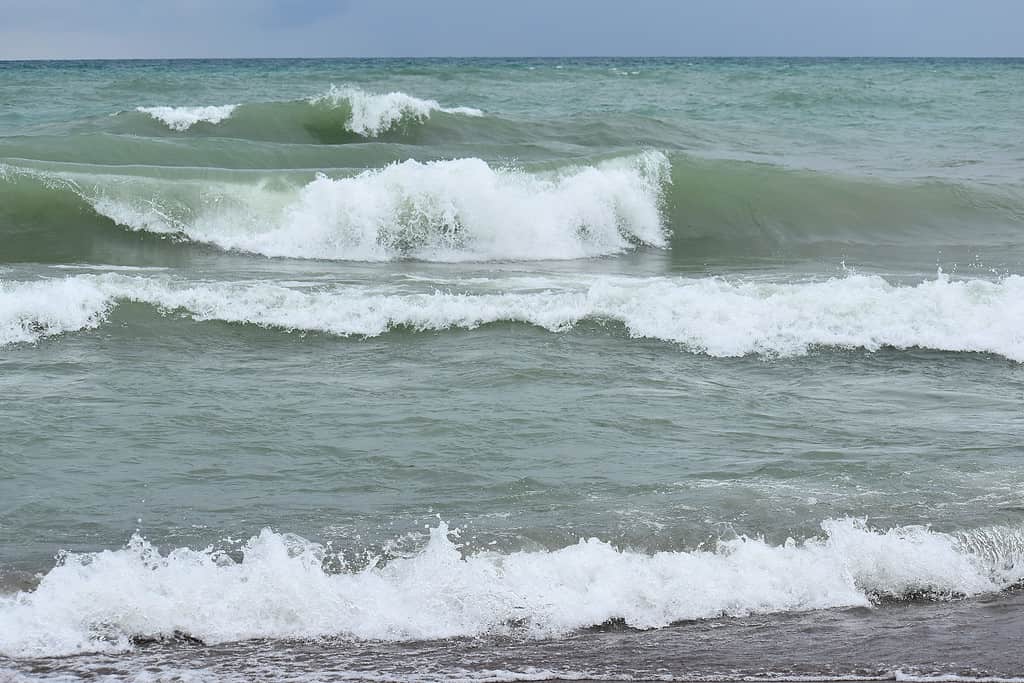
xmin=0 ymin=277 xmax=112 ymax=345
xmin=135 ymin=104 xmax=238 ymax=131
xmin=4 ymin=151 xmax=1024 ymax=265
xmin=2 ymin=152 xmax=670 ymax=262
xmin=311 ymin=84 xmax=483 ymax=137
xmin=0 ymin=518 xmax=1021 ymax=657
xmin=124 ymin=86 xmax=483 ymax=141
xmin=2 ymin=272 xmax=1022 ymax=361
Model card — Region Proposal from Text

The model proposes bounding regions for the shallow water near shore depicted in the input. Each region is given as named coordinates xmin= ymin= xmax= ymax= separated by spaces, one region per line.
xmin=1 ymin=57 xmax=1023 ymax=681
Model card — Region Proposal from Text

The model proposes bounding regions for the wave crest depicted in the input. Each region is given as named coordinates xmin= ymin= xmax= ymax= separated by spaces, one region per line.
xmin=0 ymin=277 xmax=111 ymax=345
xmin=129 ymin=86 xmax=482 ymax=139
xmin=86 ymin=152 xmax=670 ymax=261
xmin=311 ymin=84 xmax=483 ymax=137
xmin=6 ymin=154 xmax=1024 ymax=266
xmin=135 ymin=105 xmax=238 ymax=131
xmin=2 ymin=272 xmax=1022 ymax=362
xmin=0 ymin=518 xmax=1020 ymax=657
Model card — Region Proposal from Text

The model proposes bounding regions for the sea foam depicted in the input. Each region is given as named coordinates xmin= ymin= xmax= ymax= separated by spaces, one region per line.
xmin=0 ymin=277 xmax=111 ymax=345
xmin=86 ymin=152 xmax=671 ymax=261
xmin=136 ymin=105 xmax=239 ymax=131
xmin=312 ymin=84 xmax=483 ymax=137
xmin=134 ymin=87 xmax=480 ymax=136
xmin=1 ymin=272 xmax=1023 ymax=361
xmin=0 ymin=519 xmax=1020 ymax=658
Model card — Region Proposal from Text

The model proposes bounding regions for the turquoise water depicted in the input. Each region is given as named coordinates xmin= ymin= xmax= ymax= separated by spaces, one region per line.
xmin=1 ymin=58 xmax=1023 ymax=681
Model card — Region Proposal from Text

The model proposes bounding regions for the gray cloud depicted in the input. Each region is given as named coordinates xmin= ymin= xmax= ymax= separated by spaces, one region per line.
xmin=0 ymin=0 xmax=1021 ymax=59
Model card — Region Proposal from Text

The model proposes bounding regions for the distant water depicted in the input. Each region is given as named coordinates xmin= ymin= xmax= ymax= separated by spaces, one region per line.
xmin=1 ymin=58 xmax=1023 ymax=682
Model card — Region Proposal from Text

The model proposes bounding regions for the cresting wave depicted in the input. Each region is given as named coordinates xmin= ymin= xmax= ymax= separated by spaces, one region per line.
xmin=312 ymin=84 xmax=484 ymax=137
xmin=0 ymin=277 xmax=112 ymax=346
xmin=10 ymin=152 xmax=670 ymax=261
xmin=0 ymin=518 xmax=1021 ymax=658
xmin=2 ymin=272 xmax=1022 ymax=360
xmin=5 ymin=153 xmax=1024 ymax=265
xmin=130 ymin=85 xmax=483 ymax=139
xmin=135 ymin=104 xmax=238 ymax=131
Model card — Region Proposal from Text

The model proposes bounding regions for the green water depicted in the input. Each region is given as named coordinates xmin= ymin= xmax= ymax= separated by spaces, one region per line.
xmin=1 ymin=58 xmax=1023 ymax=681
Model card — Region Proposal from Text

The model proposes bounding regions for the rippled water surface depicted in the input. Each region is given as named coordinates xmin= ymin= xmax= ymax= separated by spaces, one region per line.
xmin=1 ymin=58 xmax=1023 ymax=681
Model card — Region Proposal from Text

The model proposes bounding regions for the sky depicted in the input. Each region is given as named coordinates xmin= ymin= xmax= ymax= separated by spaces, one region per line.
xmin=1 ymin=0 xmax=1021 ymax=60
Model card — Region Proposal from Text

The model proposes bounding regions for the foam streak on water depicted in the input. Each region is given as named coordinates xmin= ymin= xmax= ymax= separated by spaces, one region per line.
xmin=1 ymin=272 xmax=1021 ymax=361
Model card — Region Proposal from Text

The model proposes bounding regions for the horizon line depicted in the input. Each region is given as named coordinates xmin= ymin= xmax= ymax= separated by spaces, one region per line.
xmin=3 ymin=55 xmax=1023 ymax=62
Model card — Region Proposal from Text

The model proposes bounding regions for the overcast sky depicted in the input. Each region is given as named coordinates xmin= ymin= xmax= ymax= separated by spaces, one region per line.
xmin=1 ymin=0 xmax=1021 ymax=60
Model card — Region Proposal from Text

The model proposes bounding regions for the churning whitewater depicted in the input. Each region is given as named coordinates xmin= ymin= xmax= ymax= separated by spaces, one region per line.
xmin=2 ymin=519 xmax=1022 ymax=658
xmin=4 ymin=58 xmax=1024 ymax=682
xmin=2 ymin=272 xmax=1023 ymax=360
xmin=2 ymin=151 xmax=668 ymax=261
xmin=87 ymin=152 xmax=669 ymax=260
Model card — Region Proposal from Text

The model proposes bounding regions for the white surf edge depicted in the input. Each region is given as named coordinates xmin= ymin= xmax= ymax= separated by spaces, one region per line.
xmin=0 ymin=518 xmax=1021 ymax=658
xmin=1 ymin=271 xmax=1022 ymax=362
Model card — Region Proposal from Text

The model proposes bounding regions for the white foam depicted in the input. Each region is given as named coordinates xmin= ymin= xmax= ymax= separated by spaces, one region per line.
xmin=87 ymin=152 xmax=671 ymax=261
xmin=0 ymin=519 xmax=1020 ymax=658
xmin=136 ymin=105 xmax=238 ymax=131
xmin=896 ymin=676 xmax=1024 ymax=683
xmin=3 ymin=272 xmax=1023 ymax=362
xmin=106 ymin=272 xmax=1024 ymax=361
xmin=0 ymin=278 xmax=112 ymax=345
xmin=312 ymin=85 xmax=483 ymax=137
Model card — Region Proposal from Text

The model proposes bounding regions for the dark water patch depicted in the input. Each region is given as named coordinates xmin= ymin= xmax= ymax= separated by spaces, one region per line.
xmin=5 ymin=593 xmax=1023 ymax=681
xmin=666 ymin=155 xmax=1024 ymax=264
